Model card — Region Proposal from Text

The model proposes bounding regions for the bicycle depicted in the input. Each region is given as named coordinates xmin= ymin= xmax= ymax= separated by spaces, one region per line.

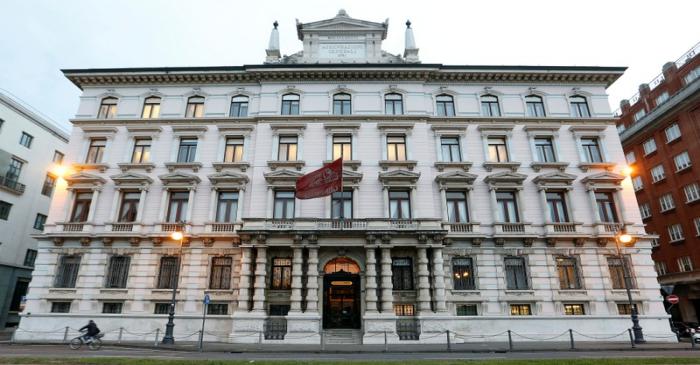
xmin=69 ymin=331 xmax=104 ymax=350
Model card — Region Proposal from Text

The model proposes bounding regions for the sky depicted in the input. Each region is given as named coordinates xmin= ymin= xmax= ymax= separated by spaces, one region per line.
xmin=1 ymin=0 xmax=698 ymax=130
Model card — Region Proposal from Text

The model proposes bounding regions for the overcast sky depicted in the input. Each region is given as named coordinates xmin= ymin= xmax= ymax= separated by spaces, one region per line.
xmin=1 ymin=0 xmax=698 ymax=130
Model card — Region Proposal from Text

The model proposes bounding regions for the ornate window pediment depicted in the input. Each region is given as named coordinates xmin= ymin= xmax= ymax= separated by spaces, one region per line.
xmin=435 ymin=171 xmax=477 ymax=190
xmin=532 ymin=171 xmax=576 ymax=188
xmin=65 ymin=172 xmax=106 ymax=186
xmin=208 ymin=171 xmax=249 ymax=189
xmin=483 ymin=171 xmax=527 ymax=189
xmin=264 ymin=169 xmax=303 ymax=187
xmin=342 ymin=169 xmax=363 ymax=187
xmin=110 ymin=172 xmax=153 ymax=188
xmin=581 ymin=172 xmax=625 ymax=187
xmin=378 ymin=169 xmax=420 ymax=188
xmin=158 ymin=172 xmax=201 ymax=187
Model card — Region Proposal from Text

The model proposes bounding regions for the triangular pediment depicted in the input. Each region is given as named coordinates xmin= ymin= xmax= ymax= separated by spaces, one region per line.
xmin=110 ymin=172 xmax=153 ymax=185
xmin=264 ymin=169 xmax=303 ymax=184
xmin=378 ymin=170 xmax=420 ymax=186
xmin=581 ymin=172 xmax=625 ymax=185
xmin=532 ymin=172 xmax=577 ymax=185
xmin=298 ymin=10 xmax=388 ymax=38
xmin=65 ymin=172 xmax=106 ymax=185
xmin=158 ymin=172 xmax=201 ymax=184
xmin=435 ymin=171 xmax=478 ymax=184
xmin=484 ymin=171 xmax=527 ymax=184
xmin=208 ymin=171 xmax=249 ymax=185
xmin=342 ymin=169 xmax=363 ymax=184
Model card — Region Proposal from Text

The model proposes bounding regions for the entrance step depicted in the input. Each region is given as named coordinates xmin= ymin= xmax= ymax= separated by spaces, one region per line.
xmin=322 ymin=329 xmax=362 ymax=345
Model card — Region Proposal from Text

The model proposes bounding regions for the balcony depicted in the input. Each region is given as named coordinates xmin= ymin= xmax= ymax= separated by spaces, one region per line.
xmin=110 ymin=223 xmax=135 ymax=232
xmin=493 ymin=222 xmax=535 ymax=237
xmin=55 ymin=222 xmax=92 ymax=233
xmin=242 ymin=218 xmax=444 ymax=232
xmin=157 ymin=223 xmax=189 ymax=234
xmin=0 ymin=176 xmax=26 ymax=195
xmin=594 ymin=222 xmax=623 ymax=236
xmin=442 ymin=222 xmax=481 ymax=235
xmin=315 ymin=219 xmax=368 ymax=230
xmin=205 ymin=222 xmax=242 ymax=233
xmin=544 ymin=222 xmax=581 ymax=234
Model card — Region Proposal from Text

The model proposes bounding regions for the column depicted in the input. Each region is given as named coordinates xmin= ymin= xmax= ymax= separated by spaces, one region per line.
xmin=587 ymin=188 xmax=601 ymax=223
xmin=108 ymin=188 xmax=121 ymax=222
xmin=614 ymin=188 xmax=628 ymax=224
xmin=489 ymin=188 xmax=499 ymax=222
xmin=416 ymin=247 xmax=431 ymax=313
xmin=136 ymin=188 xmax=148 ymax=221
xmin=380 ymin=247 xmax=393 ymax=313
xmin=365 ymin=246 xmax=378 ymax=313
xmin=439 ymin=189 xmax=448 ymax=221
xmin=186 ymin=187 xmax=196 ymax=222
xmin=304 ymin=247 xmax=319 ymax=312
xmin=236 ymin=247 xmax=252 ymax=312
xmin=539 ymin=188 xmax=550 ymax=222
xmin=432 ymin=248 xmax=448 ymax=312
xmin=252 ymin=246 xmax=267 ymax=312
xmin=86 ymin=188 xmax=101 ymax=222
xmin=289 ymin=247 xmax=303 ymax=312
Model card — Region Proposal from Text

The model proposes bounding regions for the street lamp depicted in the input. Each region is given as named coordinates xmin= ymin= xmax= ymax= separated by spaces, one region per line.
xmin=614 ymin=231 xmax=645 ymax=344
xmin=162 ymin=230 xmax=184 ymax=345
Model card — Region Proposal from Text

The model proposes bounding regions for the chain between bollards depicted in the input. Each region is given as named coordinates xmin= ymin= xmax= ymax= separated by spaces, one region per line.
xmin=118 ymin=327 xmax=123 ymax=344
xmin=383 ymin=331 xmax=388 ymax=352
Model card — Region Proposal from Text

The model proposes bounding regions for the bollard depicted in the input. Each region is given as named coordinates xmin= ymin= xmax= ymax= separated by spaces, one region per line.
xmin=569 ymin=329 xmax=574 ymax=350
xmin=507 ymin=330 xmax=513 ymax=351
xmin=10 ymin=329 xmax=16 ymax=344
xmin=154 ymin=328 xmax=160 ymax=347
xmin=446 ymin=330 xmax=452 ymax=352
xmin=627 ymin=328 xmax=635 ymax=349
xmin=384 ymin=331 xmax=388 ymax=352
xmin=118 ymin=327 xmax=123 ymax=344
xmin=691 ymin=336 xmax=696 ymax=350
xmin=320 ymin=331 xmax=325 ymax=351
xmin=63 ymin=327 xmax=69 ymax=343
xmin=258 ymin=331 xmax=262 ymax=344
xmin=198 ymin=330 xmax=203 ymax=352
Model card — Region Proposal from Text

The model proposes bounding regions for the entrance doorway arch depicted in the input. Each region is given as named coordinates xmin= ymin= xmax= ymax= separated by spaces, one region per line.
xmin=323 ymin=257 xmax=361 ymax=329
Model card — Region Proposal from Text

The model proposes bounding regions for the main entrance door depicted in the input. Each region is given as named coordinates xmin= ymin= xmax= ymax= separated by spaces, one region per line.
xmin=322 ymin=257 xmax=361 ymax=329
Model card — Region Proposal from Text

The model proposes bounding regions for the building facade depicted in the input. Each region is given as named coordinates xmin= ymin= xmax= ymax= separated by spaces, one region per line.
xmin=0 ymin=91 xmax=69 ymax=328
xmin=617 ymin=42 xmax=700 ymax=324
xmin=18 ymin=11 xmax=673 ymax=343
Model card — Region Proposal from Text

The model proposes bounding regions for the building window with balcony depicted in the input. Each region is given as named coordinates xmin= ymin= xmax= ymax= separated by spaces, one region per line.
xmin=209 ymin=256 xmax=232 ymax=290
xmin=642 ymin=138 xmax=657 ymax=155
xmin=332 ymin=135 xmax=352 ymax=160
xmin=277 ymin=135 xmax=298 ymax=161
xmin=271 ymin=257 xmax=292 ymax=290
xmin=487 ymin=136 xmax=509 ymax=162
xmin=0 ymin=201 xmax=10 ymax=220
xmin=176 ymin=137 xmax=197 ymax=163
xmin=131 ymin=138 xmax=151 ymax=163
xmin=655 ymin=92 xmax=669 ymax=106
xmin=607 ymin=256 xmax=633 ymax=289
xmin=446 ymin=191 xmax=469 ymax=223
xmin=546 ymin=191 xmax=569 ymax=223
xmin=331 ymin=190 xmax=353 ymax=219
xmin=224 ymin=137 xmax=244 ymax=162
xmin=33 ymin=213 xmax=47 ymax=230
xmin=384 ymin=93 xmax=403 ymax=115
xmin=595 ymin=192 xmax=618 ymax=223
xmin=625 ymin=151 xmax=636 ymax=164
xmin=273 ymin=191 xmax=295 ymax=219
xmin=185 ymin=96 xmax=205 ymax=118
xmin=53 ymin=151 xmax=65 ymax=164
xmin=505 ymin=256 xmax=529 ymax=290
xmin=392 ymin=257 xmax=414 ymax=290
xmin=481 ymin=95 xmax=501 ymax=117
xmin=632 ymin=176 xmax=643 ymax=191
xmin=230 ymin=95 xmax=249 ymax=117
xmin=510 ymin=304 xmax=532 ymax=315
xmin=105 ymin=255 xmax=130 ymax=288
xmin=534 ymin=137 xmax=556 ymax=162
xmin=216 ymin=191 xmax=239 ymax=222
xmin=496 ymin=191 xmax=519 ymax=223
xmin=677 ymin=256 xmax=693 ymax=272
xmin=564 ymin=304 xmax=586 ymax=315
xmin=281 ymin=93 xmax=300 ymax=115
xmin=639 ymin=202 xmax=651 ymax=219
xmin=556 ymin=256 xmax=581 ymax=290
xmin=655 ymin=261 xmax=667 ymax=276
xmin=157 ymin=256 xmax=180 ymax=289
xmin=70 ymin=192 xmax=92 ymax=222
xmin=166 ymin=191 xmax=189 ymax=222
xmin=54 ymin=255 xmax=81 ymax=288
xmin=580 ymin=137 xmax=603 ymax=163
xmin=388 ymin=190 xmax=411 ymax=219
xmin=333 ymin=93 xmax=351 ymax=115
xmin=85 ymin=138 xmax=106 ymax=163
xmin=525 ymin=95 xmax=546 ymax=117
xmin=633 ymin=109 xmax=646 ymax=122
xmin=569 ymin=95 xmax=590 ymax=117
xmin=387 ymin=135 xmax=407 ymax=161
xmin=118 ymin=191 xmax=140 ymax=222
xmin=141 ymin=96 xmax=161 ymax=118
xmin=651 ymin=164 xmax=666 ymax=183
xmin=684 ymin=183 xmax=700 ymax=203
xmin=97 ymin=97 xmax=118 ymax=119
xmin=668 ymin=223 xmax=684 ymax=242
xmin=659 ymin=193 xmax=676 ymax=212
xmin=440 ymin=136 xmax=461 ymax=162
xmin=5 ymin=158 xmax=23 ymax=186
xmin=19 ymin=132 xmax=33 ymax=148
xmin=436 ymin=94 xmax=455 ymax=116
xmin=674 ymin=151 xmax=692 ymax=171
xmin=41 ymin=174 xmax=56 ymax=196
xmin=452 ymin=257 xmax=475 ymax=290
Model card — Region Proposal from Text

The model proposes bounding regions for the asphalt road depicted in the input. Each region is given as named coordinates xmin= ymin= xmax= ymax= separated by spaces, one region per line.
xmin=0 ymin=344 xmax=699 ymax=361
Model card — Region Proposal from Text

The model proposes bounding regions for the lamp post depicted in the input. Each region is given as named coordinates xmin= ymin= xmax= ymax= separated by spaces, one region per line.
xmin=162 ymin=230 xmax=184 ymax=345
xmin=614 ymin=231 xmax=645 ymax=344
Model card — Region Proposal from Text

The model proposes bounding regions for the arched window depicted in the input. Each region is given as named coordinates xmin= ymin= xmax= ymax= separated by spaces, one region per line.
xmin=384 ymin=93 xmax=403 ymax=115
xmin=141 ymin=96 xmax=161 ymax=119
xmin=185 ymin=96 xmax=205 ymax=118
xmin=436 ymin=94 xmax=455 ymax=117
xmin=281 ymin=93 xmax=300 ymax=115
xmin=480 ymin=95 xmax=501 ymax=117
xmin=324 ymin=257 xmax=360 ymax=274
xmin=230 ymin=95 xmax=249 ymax=117
xmin=333 ymin=93 xmax=351 ymax=115
xmin=524 ymin=95 xmax=545 ymax=117
xmin=97 ymin=97 xmax=118 ymax=119
xmin=570 ymin=95 xmax=590 ymax=118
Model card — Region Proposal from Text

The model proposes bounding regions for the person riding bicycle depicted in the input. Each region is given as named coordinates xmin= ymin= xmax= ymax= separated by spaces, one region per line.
xmin=79 ymin=320 xmax=100 ymax=343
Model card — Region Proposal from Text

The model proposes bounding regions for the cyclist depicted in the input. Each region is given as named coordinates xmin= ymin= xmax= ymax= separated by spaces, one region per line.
xmin=79 ymin=320 xmax=100 ymax=343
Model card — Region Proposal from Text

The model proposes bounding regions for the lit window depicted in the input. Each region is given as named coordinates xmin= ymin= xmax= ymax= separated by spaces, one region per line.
xmin=639 ymin=202 xmax=651 ymax=219
xmin=141 ymin=96 xmax=161 ymax=118
xmin=668 ymin=223 xmax=684 ymax=242
xmin=387 ymin=135 xmax=407 ymax=161
xmin=436 ymin=94 xmax=455 ymax=116
xmin=655 ymin=92 xmax=669 ymax=106
xmin=650 ymin=164 xmax=666 ymax=183
xmin=642 ymin=138 xmax=657 ymax=155
xmin=677 ymin=256 xmax=693 ymax=272
xmin=332 ymin=135 xmax=352 ymax=160
xmin=230 ymin=95 xmax=249 ymax=117
xmin=684 ymin=183 xmax=700 ymax=203
xmin=674 ymin=151 xmax=691 ymax=171
xmin=632 ymin=176 xmax=643 ymax=191
xmin=271 ymin=257 xmax=292 ymax=290
xmin=97 ymin=97 xmax=118 ymax=119
xmin=131 ymin=138 xmax=151 ymax=163
xmin=617 ymin=303 xmax=639 ymax=315
xmin=525 ymin=95 xmax=546 ymax=117
xmin=393 ymin=304 xmax=415 ymax=316
xmin=277 ymin=136 xmax=298 ymax=161
xmin=510 ymin=304 xmax=532 ymax=315
xmin=569 ymin=95 xmax=590 ymax=117
xmin=481 ymin=95 xmax=501 ymax=117
xmin=665 ymin=123 xmax=681 ymax=143
xmin=659 ymin=193 xmax=675 ymax=212
xmin=85 ymin=138 xmax=106 ymax=163
xmin=185 ymin=96 xmax=205 ymax=118
xmin=452 ymin=257 xmax=475 ymax=290
xmin=563 ymin=304 xmax=586 ymax=315
xmin=333 ymin=93 xmax=351 ymax=115
xmin=19 ymin=132 xmax=33 ymax=148
xmin=654 ymin=261 xmax=667 ymax=276
xmin=384 ymin=93 xmax=403 ymax=115
xmin=281 ymin=93 xmax=300 ymax=115
xmin=633 ymin=109 xmax=646 ymax=122
xmin=224 ymin=137 xmax=244 ymax=162
xmin=487 ymin=136 xmax=509 ymax=162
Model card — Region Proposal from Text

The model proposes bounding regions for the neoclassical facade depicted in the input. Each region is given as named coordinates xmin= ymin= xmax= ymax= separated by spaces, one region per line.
xmin=18 ymin=10 xmax=672 ymax=344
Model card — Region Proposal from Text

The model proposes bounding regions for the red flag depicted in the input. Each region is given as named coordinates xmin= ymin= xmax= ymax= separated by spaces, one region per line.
xmin=295 ymin=158 xmax=343 ymax=199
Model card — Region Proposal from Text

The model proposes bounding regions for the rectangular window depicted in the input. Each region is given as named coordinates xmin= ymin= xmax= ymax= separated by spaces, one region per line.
xmin=281 ymin=94 xmax=300 ymax=115
xmin=665 ymin=123 xmax=681 ymax=143
xmin=563 ymin=304 xmax=586 ymax=315
xmin=510 ymin=304 xmax=532 ymax=315
xmin=632 ymin=176 xmax=644 ymax=192
xmin=651 ymin=164 xmax=666 ymax=183
xmin=207 ymin=303 xmax=229 ymax=315
xmin=105 ymin=255 xmax=131 ymax=288
xmin=85 ymin=138 xmax=106 ymax=163
xmin=505 ymin=257 xmax=528 ymax=290
xmin=333 ymin=94 xmax=351 ymax=115
xmin=331 ymin=190 xmax=353 ymax=219
xmin=269 ymin=304 xmax=290 ymax=316
xmin=70 ymin=192 xmax=92 ymax=222
xmin=668 ymin=223 xmax=684 ymax=242
xmin=118 ymin=192 xmax=140 ymax=222
xmin=392 ymin=257 xmax=414 ymax=290
xmin=216 ymin=191 xmax=239 ymax=223
xmin=487 ymin=136 xmax=509 ymax=162
xmin=97 ymin=98 xmax=118 ymax=118
xmin=446 ymin=191 xmax=469 ymax=223
xmin=633 ymin=109 xmax=646 ymax=122
xmin=481 ymin=96 xmax=501 ymax=116
xmin=581 ymin=137 xmax=603 ymax=162
xmin=617 ymin=303 xmax=639 ymax=315
xmin=166 ymin=191 xmax=189 ymax=222
xmin=24 ymin=249 xmax=37 ymax=267
xmin=33 ymin=213 xmax=47 ymax=230
xmin=388 ymin=190 xmax=411 ymax=219
xmin=102 ymin=302 xmax=123 ymax=314
xmin=655 ymin=261 xmax=667 ymax=276
xmin=607 ymin=257 xmax=632 ymax=290
xmin=154 ymin=303 xmax=170 ymax=314
xmin=230 ymin=96 xmax=249 ymax=117
xmin=277 ymin=136 xmax=298 ymax=161
xmin=6 ymin=158 xmax=23 ymax=184
xmin=595 ymin=192 xmax=618 ymax=222
xmin=651 ymin=235 xmax=660 ymax=247
xmin=683 ymin=67 xmax=700 ymax=84
xmin=51 ymin=302 xmax=71 ymax=313
xmin=271 ymin=257 xmax=292 ymax=290
xmin=496 ymin=191 xmax=519 ymax=223
xmin=655 ymin=91 xmax=669 ymax=106
xmin=534 ymin=137 xmax=556 ymax=162
xmin=9 ymin=279 xmax=29 ymax=312
xmin=54 ymin=255 xmax=81 ymax=288
xmin=0 ymin=201 xmax=11 ymax=220
xmin=53 ymin=151 xmax=65 ymax=164
xmin=393 ymin=304 xmax=415 ymax=316
xmin=452 ymin=257 xmax=475 ymax=290
xmin=131 ymin=138 xmax=152 ymax=163
xmin=41 ymin=174 xmax=56 ymax=196
xmin=387 ymin=135 xmax=407 ymax=161
xmin=677 ymin=256 xmax=693 ymax=272
xmin=456 ymin=304 xmax=478 ymax=316
xmin=440 ymin=136 xmax=461 ymax=162
xmin=625 ymin=151 xmax=636 ymax=164
xmin=176 ymin=138 xmax=197 ymax=163
xmin=209 ymin=256 xmax=232 ymax=289
xmin=674 ymin=151 xmax=692 ymax=171
xmin=273 ymin=191 xmax=295 ymax=219
xmin=224 ymin=137 xmax=244 ymax=163
xmin=556 ymin=256 xmax=581 ymax=290
xmin=19 ymin=132 xmax=33 ymax=148
xmin=157 ymin=256 xmax=180 ymax=289
xmin=642 ymin=138 xmax=657 ymax=155
xmin=639 ymin=202 xmax=651 ymax=219
xmin=384 ymin=94 xmax=403 ymax=115
xmin=695 ymin=217 xmax=700 ymax=236
xmin=332 ymin=135 xmax=352 ymax=160
xmin=659 ymin=193 xmax=675 ymax=212
xmin=546 ymin=191 xmax=569 ymax=223
xmin=570 ymin=97 xmax=590 ymax=117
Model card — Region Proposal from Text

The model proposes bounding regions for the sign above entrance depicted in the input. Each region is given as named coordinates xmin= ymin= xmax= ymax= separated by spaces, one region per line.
xmin=318 ymin=43 xmax=366 ymax=59
xmin=331 ymin=280 xmax=353 ymax=286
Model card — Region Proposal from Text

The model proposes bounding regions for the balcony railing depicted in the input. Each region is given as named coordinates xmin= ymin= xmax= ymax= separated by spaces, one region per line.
xmin=210 ymin=223 xmax=238 ymax=232
xmin=62 ymin=223 xmax=85 ymax=232
xmin=498 ymin=223 xmax=526 ymax=233
xmin=111 ymin=223 xmax=134 ymax=232
xmin=315 ymin=219 xmax=368 ymax=230
xmin=265 ymin=219 xmax=295 ymax=230
xmin=264 ymin=317 xmax=287 ymax=340
xmin=160 ymin=223 xmax=186 ymax=232
xmin=396 ymin=318 xmax=420 ymax=341
xmin=443 ymin=222 xmax=476 ymax=233
xmin=389 ymin=219 xmax=418 ymax=230
xmin=0 ymin=176 xmax=26 ymax=194
xmin=552 ymin=223 xmax=577 ymax=233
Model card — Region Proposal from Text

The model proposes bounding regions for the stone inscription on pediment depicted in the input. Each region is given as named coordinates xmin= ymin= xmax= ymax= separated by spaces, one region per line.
xmin=319 ymin=43 xmax=366 ymax=59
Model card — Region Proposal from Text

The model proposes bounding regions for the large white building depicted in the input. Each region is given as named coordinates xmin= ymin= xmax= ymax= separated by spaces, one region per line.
xmin=18 ymin=11 xmax=673 ymax=344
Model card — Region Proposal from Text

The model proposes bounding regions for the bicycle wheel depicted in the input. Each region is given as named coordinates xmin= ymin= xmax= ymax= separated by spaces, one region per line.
xmin=69 ymin=337 xmax=82 ymax=350
xmin=88 ymin=339 xmax=102 ymax=351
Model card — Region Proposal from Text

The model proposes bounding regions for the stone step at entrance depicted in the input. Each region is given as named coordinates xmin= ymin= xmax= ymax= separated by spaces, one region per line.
xmin=322 ymin=329 xmax=362 ymax=344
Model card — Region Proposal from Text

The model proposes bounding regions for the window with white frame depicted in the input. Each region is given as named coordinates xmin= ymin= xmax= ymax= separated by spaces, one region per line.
xmin=684 ymin=183 xmax=700 ymax=203
xmin=185 ymin=96 xmax=205 ymax=118
xmin=580 ymin=137 xmax=603 ymax=163
xmin=436 ymin=94 xmax=456 ymax=116
xmin=277 ymin=135 xmax=298 ymax=161
xmin=97 ymin=97 xmax=118 ymax=119
xmin=677 ymin=256 xmax=693 ymax=272
xmin=668 ymin=223 xmax=684 ymax=242
xmin=281 ymin=93 xmax=300 ymax=115
xmin=224 ymin=137 xmax=244 ymax=162
xmin=674 ymin=151 xmax=691 ymax=171
xmin=480 ymin=95 xmax=501 ymax=117
xmin=525 ymin=95 xmax=546 ymax=117
xmin=650 ymin=164 xmax=666 ymax=183
xmin=655 ymin=92 xmax=669 ymax=106
xmin=534 ymin=137 xmax=556 ymax=162
xmin=650 ymin=234 xmax=660 ymax=247
xmin=654 ymin=261 xmax=667 ymax=276
xmin=665 ymin=123 xmax=681 ymax=143
xmin=639 ymin=202 xmax=651 ymax=219
xmin=642 ymin=138 xmax=657 ymax=155
xmin=633 ymin=109 xmax=646 ymax=122
xmin=684 ymin=67 xmax=700 ymax=85
xmin=570 ymin=95 xmax=591 ymax=117
xmin=487 ymin=136 xmax=509 ymax=162
xmin=625 ymin=151 xmax=636 ymax=164
xmin=694 ymin=217 xmax=700 ymax=236
xmin=659 ymin=193 xmax=675 ymax=212
xmin=141 ymin=96 xmax=161 ymax=119
xmin=440 ymin=136 xmax=462 ymax=162
xmin=632 ymin=176 xmax=643 ymax=191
